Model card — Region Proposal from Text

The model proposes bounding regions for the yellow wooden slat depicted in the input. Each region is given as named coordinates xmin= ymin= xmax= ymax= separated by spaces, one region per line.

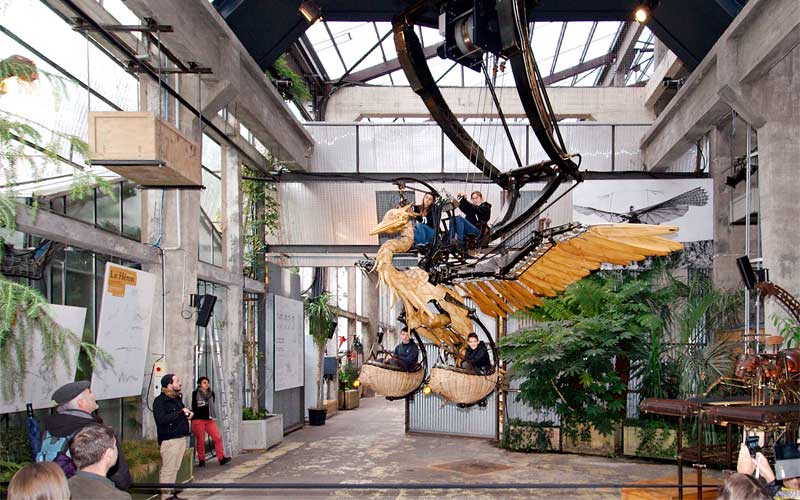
xmin=475 ymin=282 xmax=514 ymax=315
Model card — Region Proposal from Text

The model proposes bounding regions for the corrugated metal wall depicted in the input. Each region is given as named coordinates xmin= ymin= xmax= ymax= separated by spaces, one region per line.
xmin=407 ymin=343 xmax=498 ymax=439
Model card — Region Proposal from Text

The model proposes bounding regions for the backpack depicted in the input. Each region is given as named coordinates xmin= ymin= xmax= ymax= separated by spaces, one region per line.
xmin=36 ymin=430 xmax=78 ymax=478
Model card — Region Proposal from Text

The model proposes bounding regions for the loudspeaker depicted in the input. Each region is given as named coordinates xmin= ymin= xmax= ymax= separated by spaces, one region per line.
xmin=736 ymin=256 xmax=757 ymax=290
xmin=196 ymin=294 xmax=217 ymax=327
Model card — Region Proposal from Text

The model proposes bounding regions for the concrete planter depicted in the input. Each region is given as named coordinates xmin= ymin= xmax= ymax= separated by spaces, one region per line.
xmin=623 ymin=425 xmax=678 ymax=460
xmin=503 ymin=424 xmax=560 ymax=452
xmin=240 ymin=414 xmax=284 ymax=450
xmin=338 ymin=389 xmax=360 ymax=410
xmin=562 ymin=423 xmax=621 ymax=457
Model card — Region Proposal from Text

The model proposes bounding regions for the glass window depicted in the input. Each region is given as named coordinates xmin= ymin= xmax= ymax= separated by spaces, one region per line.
xmin=96 ymin=184 xmax=121 ymax=233
xmin=66 ymin=194 xmax=94 ymax=224
xmin=122 ymin=396 xmax=143 ymax=441
xmin=50 ymin=196 xmax=65 ymax=214
xmin=97 ymin=398 xmax=121 ymax=432
xmin=65 ymin=250 xmax=95 ymax=380
xmin=212 ymin=228 xmax=223 ymax=267
xmin=121 ymin=182 xmax=141 ymax=240
xmin=199 ymin=216 xmax=213 ymax=264
xmin=50 ymin=258 xmax=64 ymax=305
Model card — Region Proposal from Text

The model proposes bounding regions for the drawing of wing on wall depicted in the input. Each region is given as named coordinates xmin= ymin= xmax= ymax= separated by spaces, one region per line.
xmin=574 ymin=205 xmax=629 ymax=223
xmin=631 ymin=187 xmax=709 ymax=224
xmin=576 ymin=187 xmax=709 ymax=225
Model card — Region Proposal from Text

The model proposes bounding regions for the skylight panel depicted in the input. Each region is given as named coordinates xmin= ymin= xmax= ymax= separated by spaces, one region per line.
xmin=552 ymin=22 xmax=594 ymax=74
xmin=529 ymin=22 xmax=563 ymax=74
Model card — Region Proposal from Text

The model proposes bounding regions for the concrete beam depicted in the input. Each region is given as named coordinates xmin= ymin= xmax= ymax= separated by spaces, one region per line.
xmin=325 ymin=85 xmax=655 ymax=124
xmin=643 ymin=50 xmax=683 ymax=110
xmin=15 ymin=203 xmax=159 ymax=264
xmin=120 ymin=0 xmax=314 ymax=169
xmin=640 ymin=0 xmax=800 ymax=169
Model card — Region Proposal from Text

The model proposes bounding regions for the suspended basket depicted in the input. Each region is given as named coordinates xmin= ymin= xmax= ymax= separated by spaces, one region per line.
xmin=358 ymin=362 xmax=425 ymax=399
xmin=427 ymin=366 xmax=498 ymax=405
xmin=1 ymin=240 xmax=65 ymax=279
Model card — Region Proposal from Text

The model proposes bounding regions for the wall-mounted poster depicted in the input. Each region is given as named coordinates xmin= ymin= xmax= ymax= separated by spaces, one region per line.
xmin=91 ymin=263 xmax=156 ymax=400
xmin=572 ymin=178 xmax=714 ymax=242
xmin=0 ymin=304 xmax=85 ymax=414
xmin=274 ymin=295 xmax=305 ymax=392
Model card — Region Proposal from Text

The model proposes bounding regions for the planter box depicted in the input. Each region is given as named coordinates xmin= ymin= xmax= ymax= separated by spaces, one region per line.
xmin=240 ymin=415 xmax=284 ymax=451
xmin=623 ymin=425 xmax=678 ymax=460
xmin=324 ymin=399 xmax=338 ymax=418
xmin=503 ymin=424 xmax=560 ymax=453
xmin=562 ymin=423 xmax=621 ymax=457
xmin=88 ymin=112 xmax=201 ymax=187
xmin=338 ymin=389 xmax=360 ymax=410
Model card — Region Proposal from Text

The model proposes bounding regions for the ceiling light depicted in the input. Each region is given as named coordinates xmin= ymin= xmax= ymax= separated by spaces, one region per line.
xmin=634 ymin=6 xmax=649 ymax=23
xmin=299 ymin=1 xmax=321 ymax=25
xmin=634 ymin=0 xmax=659 ymax=24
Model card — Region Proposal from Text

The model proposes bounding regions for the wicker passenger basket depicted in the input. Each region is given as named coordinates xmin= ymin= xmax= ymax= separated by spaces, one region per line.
xmin=427 ymin=366 xmax=497 ymax=405
xmin=358 ymin=362 xmax=425 ymax=398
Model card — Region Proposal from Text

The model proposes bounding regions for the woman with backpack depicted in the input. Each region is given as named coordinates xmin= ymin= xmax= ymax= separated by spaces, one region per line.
xmin=191 ymin=377 xmax=230 ymax=467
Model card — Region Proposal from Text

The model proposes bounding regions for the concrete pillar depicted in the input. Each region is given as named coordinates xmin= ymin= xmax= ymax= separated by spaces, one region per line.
xmin=138 ymin=74 xmax=201 ymax=440
xmin=710 ymin=122 xmax=749 ymax=291
xmin=753 ymin=47 xmax=800 ymax=334
xmin=361 ymin=272 xmax=380 ymax=397
xmin=221 ymin=143 xmax=244 ymax=454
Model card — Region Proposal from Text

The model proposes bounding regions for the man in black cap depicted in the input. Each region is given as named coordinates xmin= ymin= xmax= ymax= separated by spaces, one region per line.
xmin=153 ymin=374 xmax=192 ymax=500
xmin=40 ymin=380 xmax=132 ymax=489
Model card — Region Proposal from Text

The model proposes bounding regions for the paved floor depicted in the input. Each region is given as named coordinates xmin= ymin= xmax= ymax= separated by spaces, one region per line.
xmin=184 ymin=397 xmax=720 ymax=499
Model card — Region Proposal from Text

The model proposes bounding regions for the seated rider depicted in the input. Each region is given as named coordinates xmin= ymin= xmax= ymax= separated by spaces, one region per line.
xmin=461 ymin=332 xmax=492 ymax=374
xmin=408 ymin=192 xmax=436 ymax=246
xmin=387 ymin=330 xmax=419 ymax=371
xmin=457 ymin=191 xmax=492 ymax=243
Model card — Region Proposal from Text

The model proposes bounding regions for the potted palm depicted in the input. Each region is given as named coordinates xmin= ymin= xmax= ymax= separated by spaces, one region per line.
xmin=305 ymin=292 xmax=336 ymax=426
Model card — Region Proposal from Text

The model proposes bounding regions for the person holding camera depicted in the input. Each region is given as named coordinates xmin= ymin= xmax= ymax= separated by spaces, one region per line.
xmin=153 ymin=374 xmax=193 ymax=500
xmin=736 ymin=442 xmax=800 ymax=499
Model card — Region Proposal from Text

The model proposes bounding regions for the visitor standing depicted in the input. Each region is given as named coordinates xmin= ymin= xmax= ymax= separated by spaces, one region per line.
xmin=39 ymin=380 xmax=131 ymax=489
xmin=6 ymin=462 xmax=69 ymax=500
xmin=191 ymin=376 xmax=231 ymax=467
xmin=153 ymin=374 xmax=192 ymax=500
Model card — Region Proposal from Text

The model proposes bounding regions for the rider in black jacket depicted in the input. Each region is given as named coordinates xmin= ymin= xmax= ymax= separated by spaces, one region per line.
xmin=463 ymin=333 xmax=492 ymax=374
xmin=391 ymin=330 xmax=420 ymax=371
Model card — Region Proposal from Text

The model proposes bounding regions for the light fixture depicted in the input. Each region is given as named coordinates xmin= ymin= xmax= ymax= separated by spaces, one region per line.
xmin=353 ymin=380 xmax=361 ymax=388
xmin=299 ymin=1 xmax=321 ymax=25
xmin=422 ymin=385 xmax=432 ymax=395
xmin=634 ymin=0 xmax=659 ymax=24
xmin=634 ymin=5 xmax=649 ymax=23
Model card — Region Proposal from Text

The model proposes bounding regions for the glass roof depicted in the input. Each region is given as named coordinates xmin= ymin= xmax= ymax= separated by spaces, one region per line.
xmin=305 ymin=20 xmax=655 ymax=88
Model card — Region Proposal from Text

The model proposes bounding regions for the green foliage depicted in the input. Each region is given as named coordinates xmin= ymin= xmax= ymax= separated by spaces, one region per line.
xmin=0 ymin=55 xmax=112 ymax=395
xmin=772 ymin=314 xmax=800 ymax=348
xmin=270 ymin=55 xmax=312 ymax=103
xmin=119 ymin=439 xmax=161 ymax=468
xmin=502 ymin=263 xmax=742 ymax=436
xmin=626 ymin=419 xmax=677 ymax=459
xmin=242 ymin=166 xmax=279 ymax=278
xmin=338 ymin=362 xmax=359 ymax=390
xmin=0 ymin=425 xmax=32 ymax=464
xmin=242 ymin=407 xmax=268 ymax=420
xmin=502 ymin=420 xmax=557 ymax=452
xmin=305 ymin=292 xmax=336 ymax=349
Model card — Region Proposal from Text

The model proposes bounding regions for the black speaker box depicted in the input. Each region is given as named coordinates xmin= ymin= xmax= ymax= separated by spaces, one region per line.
xmin=196 ymin=294 xmax=217 ymax=327
xmin=736 ymin=256 xmax=757 ymax=290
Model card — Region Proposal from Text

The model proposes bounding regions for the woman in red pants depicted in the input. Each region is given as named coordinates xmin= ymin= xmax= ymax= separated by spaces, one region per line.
xmin=191 ymin=377 xmax=231 ymax=466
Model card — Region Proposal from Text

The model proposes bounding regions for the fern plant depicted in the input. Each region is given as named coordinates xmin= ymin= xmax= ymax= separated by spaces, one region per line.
xmin=0 ymin=55 xmax=110 ymax=398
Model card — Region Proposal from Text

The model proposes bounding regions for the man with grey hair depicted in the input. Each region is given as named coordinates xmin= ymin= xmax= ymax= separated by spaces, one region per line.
xmin=40 ymin=380 xmax=131 ymax=489
xmin=68 ymin=423 xmax=132 ymax=499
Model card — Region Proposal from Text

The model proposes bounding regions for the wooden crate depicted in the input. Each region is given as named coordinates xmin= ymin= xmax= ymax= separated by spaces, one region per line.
xmin=621 ymin=475 xmax=722 ymax=500
xmin=88 ymin=111 xmax=201 ymax=187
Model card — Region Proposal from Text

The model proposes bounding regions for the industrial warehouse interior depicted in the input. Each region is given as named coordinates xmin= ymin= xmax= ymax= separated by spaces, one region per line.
xmin=1 ymin=0 xmax=799 ymax=499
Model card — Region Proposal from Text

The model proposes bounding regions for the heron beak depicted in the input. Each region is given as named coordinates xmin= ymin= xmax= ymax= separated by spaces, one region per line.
xmin=369 ymin=218 xmax=402 ymax=235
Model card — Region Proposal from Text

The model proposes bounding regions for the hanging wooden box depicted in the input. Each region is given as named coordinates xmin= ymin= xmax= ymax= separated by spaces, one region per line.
xmin=88 ymin=111 xmax=201 ymax=187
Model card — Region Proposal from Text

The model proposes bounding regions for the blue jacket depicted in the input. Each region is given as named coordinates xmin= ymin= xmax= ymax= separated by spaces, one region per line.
xmin=393 ymin=340 xmax=419 ymax=370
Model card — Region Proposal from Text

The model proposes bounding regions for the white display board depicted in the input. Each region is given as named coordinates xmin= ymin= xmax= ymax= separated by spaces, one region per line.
xmin=273 ymin=295 xmax=305 ymax=392
xmin=91 ymin=263 xmax=156 ymax=400
xmin=572 ymin=178 xmax=714 ymax=242
xmin=0 ymin=304 xmax=85 ymax=414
